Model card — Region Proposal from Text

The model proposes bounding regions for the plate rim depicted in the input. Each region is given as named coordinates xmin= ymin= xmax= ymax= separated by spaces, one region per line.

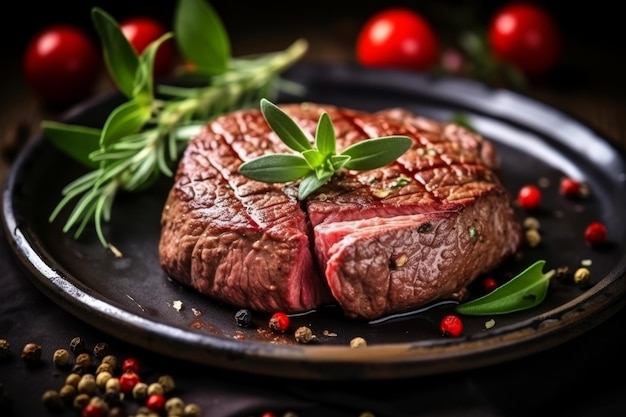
xmin=3 ymin=63 xmax=626 ymax=380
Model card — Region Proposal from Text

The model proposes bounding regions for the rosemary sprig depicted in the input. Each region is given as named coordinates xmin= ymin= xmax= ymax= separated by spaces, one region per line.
xmin=238 ymin=99 xmax=413 ymax=199
xmin=42 ymin=0 xmax=308 ymax=255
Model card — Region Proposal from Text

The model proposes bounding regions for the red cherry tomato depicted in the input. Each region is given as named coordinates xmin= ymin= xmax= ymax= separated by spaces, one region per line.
xmin=120 ymin=17 xmax=175 ymax=78
xmin=488 ymin=2 xmax=561 ymax=77
xmin=23 ymin=25 xmax=100 ymax=106
xmin=356 ymin=8 xmax=439 ymax=71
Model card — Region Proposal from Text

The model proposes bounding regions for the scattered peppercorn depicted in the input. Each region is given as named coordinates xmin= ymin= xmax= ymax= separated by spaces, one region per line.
xmin=440 ymin=314 xmax=463 ymax=337
xmin=235 ymin=309 xmax=253 ymax=327
xmin=59 ymin=384 xmax=77 ymax=403
xmin=75 ymin=352 xmax=93 ymax=369
xmin=184 ymin=402 xmax=203 ymax=417
xmin=53 ymin=348 xmax=71 ymax=367
xmin=21 ymin=342 xmax=42 ymax=362
xmin=0 ymin=339 xmax=9 ymax=359
xmin=121 ymin=356 xmax=141 ymax=373
xmin=93 ymin=342 xmax=111 ymax=359
xmin=70 ymin=337 xmax=87 ymax=355
xmin=119 ymin=370 xmax=141 ymax=393
xmin=523 ymin=216 xmax=540 ymax=230
xmin=295 ymin=326 xmax=315 ymax=344
xmin=573 ymin=267 xmax=591 ymax=286
xmin=132 ymin=382 xmax=149 ymax=401
xmin=165 ymin=397 xmax=184 ymax=415
xmin=559 ymin=177 xmax=588 ymax=198
xmin=145 ymin=393 xmax=166 ymax=412
xmin=525 ymin=228 xmax=541 ymax=247
xmin=269 ymin=312 xmax=290 ymax=333
xmin=517 ymin=184 xmax=542 ymax=210
xmin=77 ymin=374 xmax=98 ymax=395
xmin=350 ymin=337 xmax=367 ymax=348
xmin=41 ymin=389 xmax=63 ymax=411
xmin=481 ymin=277 xmax=498 ymax=293
xmin=157 ymin=375 xmax=175 ymax=393
xmin=584 ymin=221 xmax=607 ymax=246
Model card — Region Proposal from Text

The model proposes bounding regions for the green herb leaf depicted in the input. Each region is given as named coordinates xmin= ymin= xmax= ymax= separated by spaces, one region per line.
xmin=455 ymin=260 xmax=555 ymax=315
xmin=100 ymin=100 xmax=152 ymax=148
xmin=92 ymin=8 xmax=140 ymax=98
xmin=174 ymin=0 xmax=230 ymax=75
xmin=315 ymin=112 xmax=336 ymax=156
xmin=342 ymin=136 xmax=412 ymax=171
xmin=44 ymin=0 xmax=308 ymax=252
xmin=239 ymin=99 xmax=412 ymax=200
xmin=260 ymin=98 xmax=313 ymax=153
xmin=238 ymin=154 xmax=311 ymax=183
xmin=41 ymin=121 xmax=101 ymax=169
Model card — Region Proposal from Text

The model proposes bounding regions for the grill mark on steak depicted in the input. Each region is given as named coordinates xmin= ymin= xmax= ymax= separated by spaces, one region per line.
xmin=159 ymin=103 xmax=523 ymax=319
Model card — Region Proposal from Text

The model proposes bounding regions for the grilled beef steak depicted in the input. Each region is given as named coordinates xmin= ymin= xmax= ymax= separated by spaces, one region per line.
xmin=159 ymin=103 xmax=523 ymax=320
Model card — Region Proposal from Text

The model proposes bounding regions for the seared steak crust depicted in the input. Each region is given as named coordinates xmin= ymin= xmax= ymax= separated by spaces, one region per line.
xmin=159 ymin=103 xmax=522 ymax=319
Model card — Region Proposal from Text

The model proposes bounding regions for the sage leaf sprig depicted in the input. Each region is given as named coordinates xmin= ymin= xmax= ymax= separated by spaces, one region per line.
xmin=42 ymin=0 xmax=308 ymax=254
xmin=455 ymin=260 xmax=555 ymax=315
xmin=238 ymin=99 xmax=413 ymax=200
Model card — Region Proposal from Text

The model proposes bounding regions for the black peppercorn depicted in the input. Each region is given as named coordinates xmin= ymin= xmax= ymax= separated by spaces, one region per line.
xmin=93 ymin=342 xmax=111 ymax=359
xmin=235 ymin=309 xmax=252 ymax=327
xmin=69 ymin=337 xmax=87 ymax=355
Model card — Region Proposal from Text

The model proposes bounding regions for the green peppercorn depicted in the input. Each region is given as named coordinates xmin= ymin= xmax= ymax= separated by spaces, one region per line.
xmin=65 ymin=373 xmax=81 ymax=387
xmin=59 ymin=384 xmax=77 ymax=403
xmin=72 ymin=393 xmax=90 ymax=409
xmin=41 ymin=389 xmax=63 ymax=411
xmin=0 ymin=339 xmax=9 ymax=359
xmin=20 ymin=342 xmax=42 ymax=362
xmin=53 ymin=348 xmax=71 ymax=367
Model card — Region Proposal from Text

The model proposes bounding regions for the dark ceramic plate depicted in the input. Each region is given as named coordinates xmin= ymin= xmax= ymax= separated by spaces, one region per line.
xmin=3 ymin=64 xmax=626 ymax=380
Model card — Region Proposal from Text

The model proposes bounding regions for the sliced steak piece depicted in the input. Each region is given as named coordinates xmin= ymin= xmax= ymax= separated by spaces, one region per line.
xmin=159 ymin=102 xmax=523 ymax=319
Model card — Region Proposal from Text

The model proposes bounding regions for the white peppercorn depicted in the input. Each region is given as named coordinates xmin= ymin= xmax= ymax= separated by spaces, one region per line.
xmin=525 ymin=228 xmax=541 ymax=247
xmin=574 ymin=267 xmax=591 ymax=286
xmin=77 ymin=374 xmax=97 ymax=395
xmin=96 ymin=362 xmax=113 ymax=375
xmin=65 ymin=373 xmax=81 ymax=387
xmin=158 ymin=374 xmax=176 ymax=393
xmin=105 ymin=377 xmax=120 ymax=392
xmin=147 ymin=382 xmax=164 ymax=396
xmin=95 ymin=371 xmax=112 ymax=389
xmin=183 ymin=402 xmax=202 ymax=417
xmin=350 ymin=337 xmax=367 ymax=348
xmin=165 ymin=396 xmax=184 ymax=414
xmin=295 ymin=326 xmax=315 ymax=344
xmin=101 ymin=354 xmax=118 ymax=371
xmin=53 ymin=348 xmax=71 ymax=367
xmin=133 ymin=381 xmax=149 ymax=401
